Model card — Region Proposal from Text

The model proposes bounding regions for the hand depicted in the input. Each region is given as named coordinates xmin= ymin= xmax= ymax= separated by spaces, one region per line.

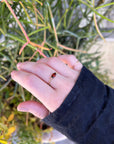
xmin=11 ymin=55 xmax=83 ymax=119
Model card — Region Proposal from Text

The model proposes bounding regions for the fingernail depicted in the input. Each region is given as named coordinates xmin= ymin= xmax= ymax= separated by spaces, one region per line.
xmin=17 ymin=106 xmax=29 ymax=112
xmin=17 ymin=62 xmax=22 ymax=69
xmin=74 ymin=63 xmax=83 ymax=71
xmin=11 ymin=71 xmax=17 ymax=78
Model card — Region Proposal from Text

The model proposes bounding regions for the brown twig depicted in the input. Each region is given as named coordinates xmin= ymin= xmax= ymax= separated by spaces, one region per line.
xmin=36 ymin=9 xmax=44 ymax=20
xmin=93 ymin=0 xmax=106 ymax=42
xmin=93 ymin=14 xmax=106 ymax=42
xmin=33 ymin=2 xmax=39 ymax=30
xmin=26 ymin=113 xmax=29 ymax=126
xmin=29 ymin=27 xmax=47 ymax=61
xmin=58 ymin=43 xmax=87 ymax=53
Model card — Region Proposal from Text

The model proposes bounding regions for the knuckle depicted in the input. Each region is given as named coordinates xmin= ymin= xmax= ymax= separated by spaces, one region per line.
xmin=47 ymin=57 xmax=57 ymax=65
xmin=68 ymin=55 xmax=76 ymax=61
xmin=35 ymin=63 xmax=46 ymax=72
xmin=24 ymin=74 xmax=35 ymax=86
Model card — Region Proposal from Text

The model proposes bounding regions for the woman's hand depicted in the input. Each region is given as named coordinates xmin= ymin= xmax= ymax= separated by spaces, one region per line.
xmin=11 ymin=55 xmax=83 ymax=119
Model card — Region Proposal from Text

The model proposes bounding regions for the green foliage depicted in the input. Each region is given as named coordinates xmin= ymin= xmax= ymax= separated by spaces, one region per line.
xmin=0 ymin=0 xmax=114 ymax=143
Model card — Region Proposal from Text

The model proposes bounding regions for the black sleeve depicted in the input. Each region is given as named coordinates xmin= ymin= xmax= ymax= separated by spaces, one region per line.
xmin=43 ymin=66 xmax=114 ymax=144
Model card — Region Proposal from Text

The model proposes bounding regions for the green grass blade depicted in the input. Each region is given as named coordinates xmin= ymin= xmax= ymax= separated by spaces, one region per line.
xmin=28 ymin=26 xmax=49 ymax=37
xmin=78 ymin=0 xmax=114 ymax=23
xmin=96 ymin=2 xmax=114 ymax=10
xmin=0 ymin=75 xmax=7 ymax=81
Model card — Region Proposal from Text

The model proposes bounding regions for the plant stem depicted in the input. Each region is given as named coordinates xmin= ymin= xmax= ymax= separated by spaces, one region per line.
xmin=4 ymin=0 xmax=30 ymax=42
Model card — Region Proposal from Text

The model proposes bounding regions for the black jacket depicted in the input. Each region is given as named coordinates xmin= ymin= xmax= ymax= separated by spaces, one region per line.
xmin=43 ymin=66 xmax=114 ymax=144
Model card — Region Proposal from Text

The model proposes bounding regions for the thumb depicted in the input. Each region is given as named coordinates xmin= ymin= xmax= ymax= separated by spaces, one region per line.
xmin=17 ymin=100 xmax=49 ymax=119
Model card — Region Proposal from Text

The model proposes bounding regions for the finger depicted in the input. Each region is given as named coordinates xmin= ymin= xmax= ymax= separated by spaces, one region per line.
xmin=17 ymin=62 xmax=66 ymax=89
xmin=11 ymin=70 xmax=55 ymax=111
xmin=58 ymin=55 xmax=83 ymax=71
xmin=36 ymin=57 xmax=75 ymax=78
xmin=17 ymin=100 xmax=49 ymax=119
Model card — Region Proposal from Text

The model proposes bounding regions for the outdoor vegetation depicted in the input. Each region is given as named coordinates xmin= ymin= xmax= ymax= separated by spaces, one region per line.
xmin=0 ymin=0 xmax=114 ymax=143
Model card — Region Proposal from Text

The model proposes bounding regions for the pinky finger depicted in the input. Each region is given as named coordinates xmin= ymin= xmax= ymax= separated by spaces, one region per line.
xmin=17 ymin=100 xmax=49 ymax=119
xmin=58 ymin=55 xmax=83 ymax=71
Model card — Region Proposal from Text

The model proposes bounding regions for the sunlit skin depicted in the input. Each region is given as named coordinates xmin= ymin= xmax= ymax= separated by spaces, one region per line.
xmin=11 ymin=55 xmax=83 ymax=119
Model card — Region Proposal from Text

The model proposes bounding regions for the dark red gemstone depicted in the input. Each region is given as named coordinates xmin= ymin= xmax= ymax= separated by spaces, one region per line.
xmin=51 ymin=72 xmax=56 ymax=78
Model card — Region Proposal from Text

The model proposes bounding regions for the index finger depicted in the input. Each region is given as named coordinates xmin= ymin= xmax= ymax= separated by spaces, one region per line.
xmin=11 ymin=70 xmax=57 ymax=112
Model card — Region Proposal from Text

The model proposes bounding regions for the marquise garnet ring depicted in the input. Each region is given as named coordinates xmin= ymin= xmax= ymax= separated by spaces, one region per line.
xmin=48 ymin=72 xmax=57 ymax=86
